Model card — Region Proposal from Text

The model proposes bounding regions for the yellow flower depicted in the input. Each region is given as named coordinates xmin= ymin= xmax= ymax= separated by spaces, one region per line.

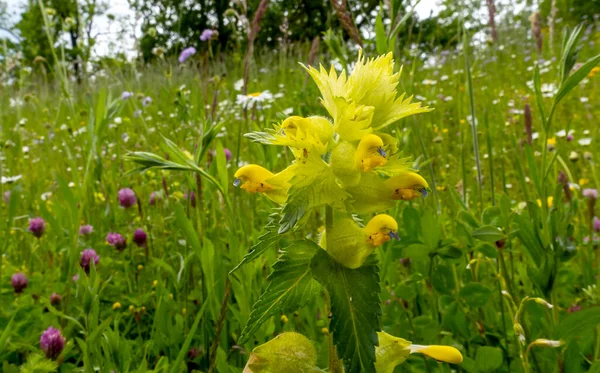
xmin=547 ymin=137 xmax=556 ymax=146
xmin=248 ymin=91 xmax=262 ymax=97
xmin=302 ymin=50 xmax=430 ymax=141
xmin=233 ymin=164 xmax=292 ymax=204
xmin=320 ymin=214 xmax=399 ymax=269
xmin=153 ymin=280 xmax=158 ymax=287
xmin=579 ymin=178 xmax=589 ymax=186
xmin=94 ymin=192 xmax=105 ymax=203
xmin=113 ymin=302 xmax=122 ymax=310
xmin=280 ymin=315 xmax=289 ymax=324
xmin=536 ymin=196 xmax=553 ymax=208
xmin=375 ymin=331 xmax=462 ymax=373
xmin=588 ymin=66 xmax=600 ymax=77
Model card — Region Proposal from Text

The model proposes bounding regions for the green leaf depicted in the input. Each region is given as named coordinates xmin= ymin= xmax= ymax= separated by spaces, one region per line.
xmin=555 ymin=53 xmax=600 ymax=105
xmin=311 ymin=250 xmax=381 ymax=373
xmin=375 ymin=9 xmax=387 ymax=55
xmin=432 ymin=265 xmax=455 ymax=295
xmin=459 ymin=282 xmax=492 ymax=308
xmin=231 ymin=213 xmax=281 ymax=273
xmin=20 ymin=354 xmax=59 ymax=373
xmin=238 ymin=240 xmax=321 ymax=344
xmin=475 ymin=346 xmax=503 ymax=372
xmin=170 ymin=287 xmax=212 ymax=373
xmin=471 ymin=225 xmax=504 ymax=243
xmin=558 ymin=307 xmax=600 ymax=340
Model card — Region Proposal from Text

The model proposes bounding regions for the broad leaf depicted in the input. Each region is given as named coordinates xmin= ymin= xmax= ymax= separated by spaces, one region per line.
xmin=471 ymin=225 xmax=504 ymax=243
xmin=231 ymin=213 xmax=281 ymax=273
xmin=311 ymin=249 xmax=382 ymax=373
xmin=238 ymin=240 xmax=321 ymax=344
xmin=558 ymin=307 xmax=600 ymax=340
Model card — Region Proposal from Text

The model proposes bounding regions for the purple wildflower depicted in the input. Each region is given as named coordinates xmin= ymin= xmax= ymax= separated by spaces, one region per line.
xmin=80 ymin=249 xmax=100 ymax=272
xmin=121 ymin=91 xmax=133 ymax=100
xmin=79 ymin=224 xmax=93 ymax=236
xmin=200 ymin=29 xmax=215 ymax=41
xmin=40 ymin=327 xmax=66 ymax=360
xmin=224 ymin=148 xmax=232 ymax=161
xmin=106 ymin=232 xmax=127 ymax=251
xmin=185 ymin=191 xmax=196 ymax=208
xmin=50 ymin=293 xmax=62 ymax=306
xmin=72 ymin=274 xmax=80 ymax=282
xmin=594 ymin=217 xmax=600 ymax=232
xmin=149 ymin=191 xmax=161 ymax=206
xmin=134 ymin=109 xmax=142 ymax=118
xmin=142 ymin=96 xmax=152 ymax=106
xmin=3 ymin=190 xmax=10 ymax=204
xmin=133 ymin=228 xmax=147 ymax=247
xmin=11 ymin=272 xmax=28 ymax=293
xmin=567 ymin=134 xmax=574 ymax=142
xmin=583 ymin=188 xmax=599 ymax=199
xmin=118 ymin=188 xmax=137 ymax=208
xmin=28 ymin=217 xmax=46 ymax=238
xmin=178 ymin=47 xmax=196 ymax=63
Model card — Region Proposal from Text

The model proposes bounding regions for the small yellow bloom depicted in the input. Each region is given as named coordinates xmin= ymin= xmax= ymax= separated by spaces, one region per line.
xmin=459 ymin=119 xmax=466 ymax=124
xmin=536 ymin=196 xmax=553 ymax=208
xmin=579 ymin=178 xmax=589 ymax=186
xmin=153 ymin=280 xmax=158 ymax=287
xmin=248 ymin=91 xmax=262 ymax=97
xmin=94 ymin=192 xmax=105 ymax=203
xmin=113 ymin=302 xmax=122 ymax=310
xmin=129 ymin=305 xmax=135 ymax=312
xmin=280 ymin=315 xmax=289 ymax=324
xmin=321 ymin=327 xmax=329 ymax=335
xmin=171 ymin=191 xmax=184 ymax=200
xmin=137 ymin=264 xmax=144 ymax=271
xmin=547 ymin=137 xmax=556 ymax=146
xmin=182 ymin=308 xmax=187 ymax=315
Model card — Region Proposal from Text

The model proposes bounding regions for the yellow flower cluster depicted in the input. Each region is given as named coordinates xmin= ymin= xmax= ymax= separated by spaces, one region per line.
xmin=235 ymin=51 xmax=431 ymax=268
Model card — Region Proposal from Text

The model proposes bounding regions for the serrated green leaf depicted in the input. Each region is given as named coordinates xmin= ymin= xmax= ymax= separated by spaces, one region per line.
xmin=311 ymin=250 xmax=381 ymax=373
xmin=231 ymin=214 xmax=281 ymax=273
xmin=239 ymin=240 xmax=321 ymax=344
xmin=20 ymin=353 xmax=59 ymax=373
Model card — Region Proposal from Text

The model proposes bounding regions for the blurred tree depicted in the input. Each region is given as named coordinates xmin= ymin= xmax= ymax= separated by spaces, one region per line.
xmin=15 ymin=0 xmax=107 ymax=81
xmin=541 ymin=0 xmax=600 ymax=25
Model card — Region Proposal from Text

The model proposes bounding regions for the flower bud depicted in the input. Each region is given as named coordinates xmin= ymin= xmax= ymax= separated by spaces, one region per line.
xmin=80 ymin=248 xmax=100 ymax=272
xmin=79 ymin=224 xmax=93 ymax=236
xmin=50 ymin=292 xmax=62 ymax=306
xmin=40 ymin=327 xmax=66 ymax=360
xmin=118 ymin=188 xmax=137 ymax=208
xmin=133 ymin=228 xmax=147 ymax=247
xmin=29 ymin=217 xmax=46 ymax=238
xmin=11 ymin=272 xmax=28 ymax=293
xmin=106 ymin=232 xmax=127 ymax=251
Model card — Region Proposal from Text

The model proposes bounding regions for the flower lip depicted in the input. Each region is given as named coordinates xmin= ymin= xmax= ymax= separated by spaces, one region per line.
xmin=233 ymin=178 xmax=242 ymax=187
xmin=388 ymin=231 xmax=400 ymax=240
xmin=377 ymin=147 xmax=387 ymax=157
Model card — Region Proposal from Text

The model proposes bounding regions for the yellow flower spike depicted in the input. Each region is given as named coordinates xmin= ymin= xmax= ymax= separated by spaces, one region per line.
xmin=233 ymin=164 xmax=292 ymax=204
xmin=321 ymin=214 xmax=399 ymax=269
xmin=354 ymin=134 xmax=388 ymax=172
xmin=385 ymin=172 xmax=429 ymax=201
xmin=302 ymin=50 xmax=430 ymax=142
xmin=409 ymin=344 xmax=463 ymax=364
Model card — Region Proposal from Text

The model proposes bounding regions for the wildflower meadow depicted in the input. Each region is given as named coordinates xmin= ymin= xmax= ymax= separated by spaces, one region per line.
xmin=1 ymin=0 xmax=600 ymax=372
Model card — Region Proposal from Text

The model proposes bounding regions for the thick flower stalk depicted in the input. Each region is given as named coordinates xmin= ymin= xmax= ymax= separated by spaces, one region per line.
xmin=235 ymin=51 xmax=431 ymax=267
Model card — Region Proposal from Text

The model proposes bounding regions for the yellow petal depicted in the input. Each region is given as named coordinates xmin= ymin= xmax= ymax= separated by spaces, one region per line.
xmin=410 ymin=345 xmax=463 ymax=364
